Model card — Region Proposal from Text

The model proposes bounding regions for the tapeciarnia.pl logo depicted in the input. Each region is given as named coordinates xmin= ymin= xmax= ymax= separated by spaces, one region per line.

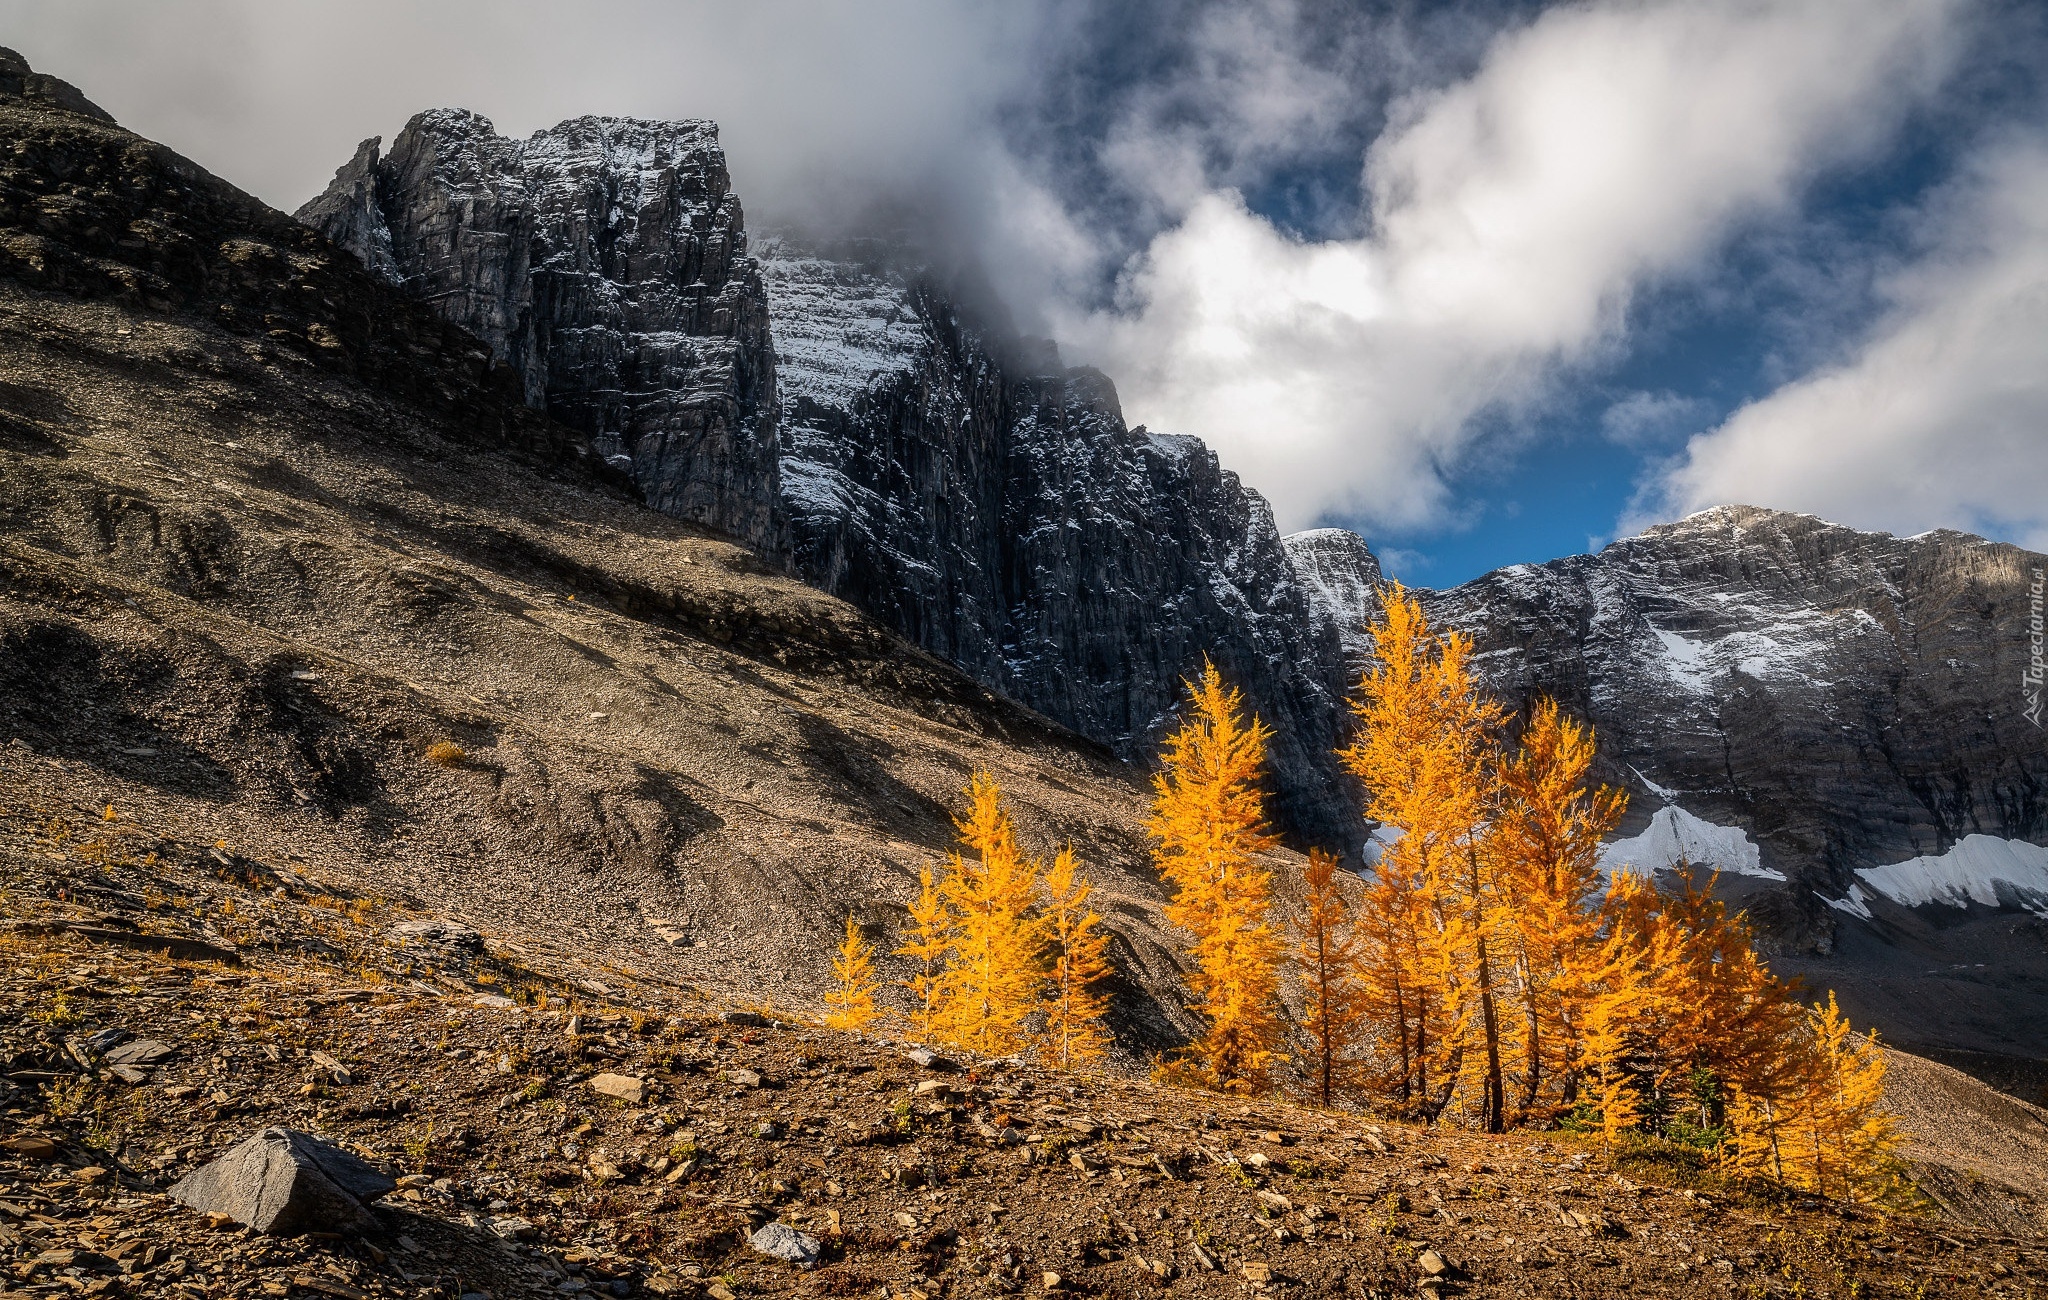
xmin=2027 ymin=566 xmax=2045 ymax=728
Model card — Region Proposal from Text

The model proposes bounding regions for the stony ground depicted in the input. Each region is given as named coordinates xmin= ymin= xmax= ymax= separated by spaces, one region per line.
xmin=4 ymin=805 xmax=2046 ymax=1300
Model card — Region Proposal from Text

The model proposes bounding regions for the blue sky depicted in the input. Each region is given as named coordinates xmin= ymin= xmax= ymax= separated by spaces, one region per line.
xmin=6 ymin=0 xmax=2045 ymax=585
xmin=1324 ymin=33 xmax=2045 ymax=585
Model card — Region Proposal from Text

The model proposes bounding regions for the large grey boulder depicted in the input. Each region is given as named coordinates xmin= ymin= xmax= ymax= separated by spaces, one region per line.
xmin=748 ymin=1220 xmax=822 ymax=1268
xmin=170 ymin=1128 xmax=396 ymax=1235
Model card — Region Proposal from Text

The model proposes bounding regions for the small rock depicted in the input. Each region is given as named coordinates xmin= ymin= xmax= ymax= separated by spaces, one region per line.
xmin=104 ymin=1037 xmax=176 ymax=1067
xmin=755 ymin=1121 xmax=783 ymax=1140
xmin=725 ymin=1068 xmax=762 ymax=1088
xmin=1418 ymin=1249 xmax=1449 ymax=1276
xmin=0 ymin=1134 xmax=61 ymax=1159
xmin=1243 ymin=1152 xmax=1271 ymax=1169
xmin=1042 ymin=1271 xmax=1063 ymax=1290
xmin=913 ymin=1079 xmax=951 ymax=1097
xmin=486 ymin=1215 xmax=536 ymax=1241
xmin=588 ymin=1073 xmax=647 ymax=1104
xmin=906 ymin=1048 xmax=958 ymax=1071
xmin=723 ymin=1010 xmax=769 ymax=1028
xmin=472 ymin=993 xmax=516 ymax=1010
xmin=706 ymin=1284 xmax=737 ymax=1300
xmin=1241 ymin=1262 xmax=1272 ymax=1284
xmin=747 ymin=1220 xmax=821 ymax=1268
xmin=1256 ymin=1190 xmax=1293 ymax=1212
xmin=311 ymin=1051 xmax=353 ymax=1085
xmin=894 ymin=1211 xmax=919 ymax=1228
xmin=169 ymin=1127 xmax=396 ymax=1235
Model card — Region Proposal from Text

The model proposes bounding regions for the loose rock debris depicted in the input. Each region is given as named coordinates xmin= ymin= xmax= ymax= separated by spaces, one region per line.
xmin=2 ymin=928 xmax=2043 ymax=1299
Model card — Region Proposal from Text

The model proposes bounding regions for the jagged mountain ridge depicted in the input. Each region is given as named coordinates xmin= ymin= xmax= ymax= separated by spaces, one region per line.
xmin=758 ymin=234 xmax=1351 ymax=845
xmin=304 ymin=122 xmax=1357 ymax=846
xmin=1297 ymin=506 xmax=2048 ymax=896
xmin=296 ymin=110 xmax=2048 ymax=942
xmin=297 ymin=111 xmax=782 ymax=552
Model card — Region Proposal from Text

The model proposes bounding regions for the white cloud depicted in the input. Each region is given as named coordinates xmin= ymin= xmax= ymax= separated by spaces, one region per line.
xmin=1644 ymin=138 xmax=2048 ymax=550
xmin=1601 ymin=390 xmax=1712 ymax=448
xmin=0 ymin=0 xmax=1029 ymax=216
xmin=1062 ymin=0 xmax=1964 ymax=533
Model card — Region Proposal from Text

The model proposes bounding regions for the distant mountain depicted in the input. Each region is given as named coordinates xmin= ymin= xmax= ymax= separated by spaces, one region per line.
xmin=1292 ymin=505 xmax=2048 ymax=1065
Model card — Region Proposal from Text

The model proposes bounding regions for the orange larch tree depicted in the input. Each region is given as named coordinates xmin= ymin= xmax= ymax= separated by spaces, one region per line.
xmin=1490 ymin=697 xmax=1628 ymax=1118
xmin=896 ymin=864 xmax=950 ymax=1042
xmin=1148 ymin=659 xmax=1286 ymax=1094
xmin=1296 ymin=847 xmax=1365 ymax=1108
xmin=1732 ymin=992 xmax=1899 ymax=1202
xmin=933 ymin=771 xmax=1045 ymax=1056
xmin=825 ymin=914 xmax=879 ymax=1032
xmin=1042 ymin=846 xmax=1115 ymax=1068
xmin=1341 ymin=584 xmax=1512 ymax=1131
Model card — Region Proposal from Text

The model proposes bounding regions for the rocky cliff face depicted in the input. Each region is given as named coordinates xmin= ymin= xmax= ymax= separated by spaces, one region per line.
xmin=1283 ymin=527 xmax=1385 ymax=675
xmin=298 ymin=111 xmax=782 ymax=553
xmin=1290 ymin=505 xmax=2048 ymax=941
xmin=302 ymin=137 xmax=1358 ymax=842
xmin=762 ymin=236 xmax=1356 ymax=845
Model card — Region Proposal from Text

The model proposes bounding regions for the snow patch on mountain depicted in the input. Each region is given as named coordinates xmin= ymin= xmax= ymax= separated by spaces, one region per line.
xmin=756 ymin=237 xmax=924 ymax=412
xmin=1597 ymin=806 xmax=1784 ymax=881
xmin=1283 ymin=528 xmax=1383 ymax=664
xmin=1629 ymin=765 xmax=1679 ymax=804
xmin=1828 ymin=836 xmax=2048 ymax=918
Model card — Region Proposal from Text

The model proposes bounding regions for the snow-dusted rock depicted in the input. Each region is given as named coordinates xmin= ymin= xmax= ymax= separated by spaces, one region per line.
xmin=759 ymin=234 xmax=1354 ymax=844
xmin=1283 ymin=527 xmax=1384 ymax=668
xmin=1403 ymin=506 xmax=2048 ymax=941
xmin=1837 ymin=836 xmax=2048 ymax=918
xmin=298 ymin=111 xmax=782 ymax=553
xmin=1597 ymin=806 xmax=1783 ymax=882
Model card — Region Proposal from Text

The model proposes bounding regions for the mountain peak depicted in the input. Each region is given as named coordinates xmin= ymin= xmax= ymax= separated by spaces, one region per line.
xmin=0 ymin=47 xmax=114 ymax=124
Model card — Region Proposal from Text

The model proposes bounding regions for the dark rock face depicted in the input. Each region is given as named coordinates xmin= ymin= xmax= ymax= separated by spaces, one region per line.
xmin=170 ymin=1127 xmax=396 ymax=1235
xmin=762 ymin=238 xmax=1355 ymax=845
xmin=298 ymin=128 xmax=1356 ymax=841
xmin=298 ymin=111 xmax=781 ymax=553
xmin=0 ymin=47 xmax=113 ymax=123
xmin=0 ymin=76 xmax=578 ymax=468
xmin=1292 ymin=505 xmax=2048 ymax=940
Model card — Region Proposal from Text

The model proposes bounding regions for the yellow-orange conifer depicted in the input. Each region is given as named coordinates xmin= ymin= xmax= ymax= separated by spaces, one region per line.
xmin=897 ymin=864 xmax=949 ymax=1041
xmin=1042 ymin=846 xmax=1114 ymax=1068
xmin=1148 ymin=660 xmax=1285 ymax=1094
xmin=1491 ymin=698 xmax=1628 ymax=1118
xmin=825 ymin=915 xmax=879 ymax=1032
xmin=1341 ymin=585 xmax=1512 ymax=1130
xmin=1777 ymin=993 xmax=1900 ymax=1201
xmin=1297 ymin=848 xmax=1364 ymax=1107
xmin=932 ymin=771 xmax=1044 ymax=1056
